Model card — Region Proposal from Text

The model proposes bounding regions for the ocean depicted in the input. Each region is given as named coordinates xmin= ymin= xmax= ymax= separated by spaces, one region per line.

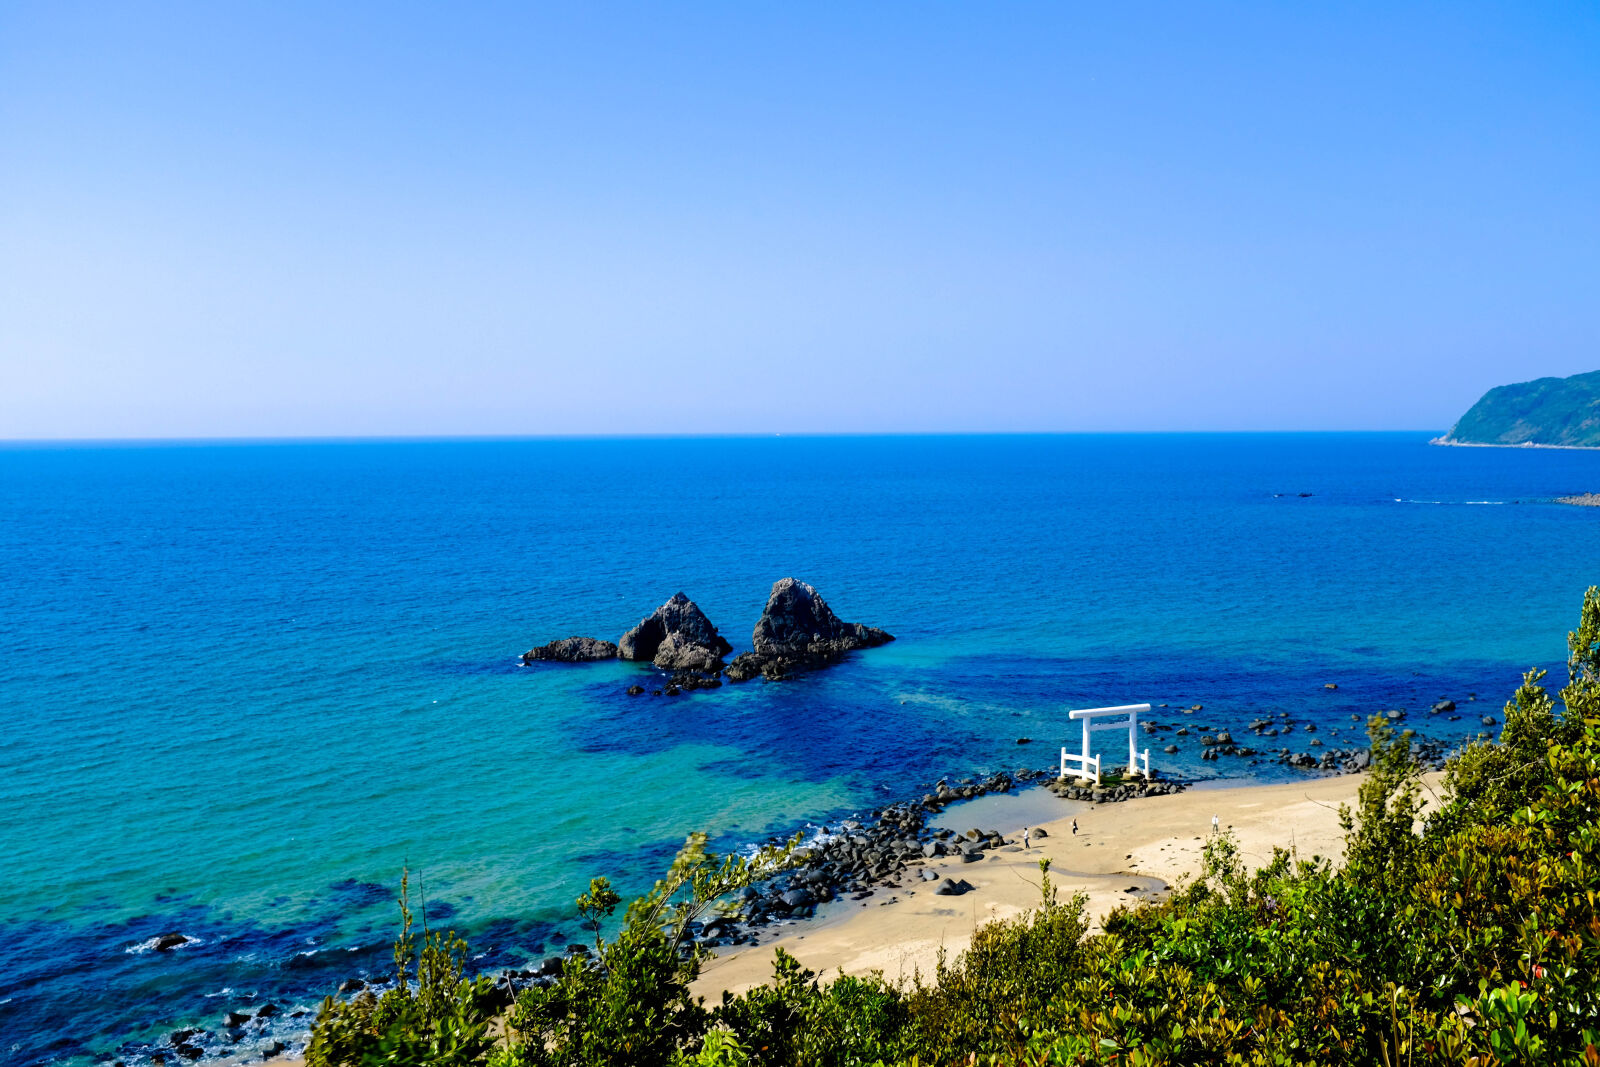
xmin=2 ymin=432 xmax=1597 ymax=1066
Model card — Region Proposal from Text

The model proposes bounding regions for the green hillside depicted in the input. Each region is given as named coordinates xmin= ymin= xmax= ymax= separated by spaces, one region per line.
xmin=1442 ymin=369 xmax=1600 ymax=447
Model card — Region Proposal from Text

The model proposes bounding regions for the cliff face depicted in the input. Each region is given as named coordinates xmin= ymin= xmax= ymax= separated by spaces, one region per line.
xmin=1441 ymin=370 xmax=1600 ymax=447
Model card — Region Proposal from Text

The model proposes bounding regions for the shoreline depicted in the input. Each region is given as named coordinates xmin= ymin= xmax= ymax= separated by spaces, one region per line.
xmin=1430 ymin=435 xmax=1600 ymax=452
xmin=694 ymin=770 xmax=1440 ymax=996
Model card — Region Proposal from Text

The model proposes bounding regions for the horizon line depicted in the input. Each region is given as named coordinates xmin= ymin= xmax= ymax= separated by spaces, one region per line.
xmin=0 ymin=429 xmax=1448 ymax=448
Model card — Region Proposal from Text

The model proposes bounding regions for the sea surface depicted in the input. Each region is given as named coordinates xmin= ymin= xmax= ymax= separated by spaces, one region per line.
xmin=2 ymin=433 xmax=1598 ymax=1066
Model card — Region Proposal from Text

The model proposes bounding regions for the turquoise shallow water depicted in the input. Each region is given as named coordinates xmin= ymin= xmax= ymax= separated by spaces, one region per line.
xmin=2 ymin=433 xmax=1598 ymax=1065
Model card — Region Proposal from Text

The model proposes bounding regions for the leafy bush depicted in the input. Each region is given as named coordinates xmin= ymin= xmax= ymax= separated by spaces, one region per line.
xmin=306 ymin=869 xmax=496 ymax=1067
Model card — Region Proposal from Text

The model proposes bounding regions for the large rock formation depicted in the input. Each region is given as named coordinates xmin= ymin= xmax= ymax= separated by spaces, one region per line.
xmin=522 ymin=636 xmax=619 ymax=664
xmin=726 ymin=578 xmax=893 ymax=681
xmin=617 ymin=592 xmax=732 ymax=670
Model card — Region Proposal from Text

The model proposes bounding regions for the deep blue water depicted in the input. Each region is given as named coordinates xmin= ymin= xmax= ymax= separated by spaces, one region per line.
xmin=2 ymin=433 xmax=1598 ymax=1066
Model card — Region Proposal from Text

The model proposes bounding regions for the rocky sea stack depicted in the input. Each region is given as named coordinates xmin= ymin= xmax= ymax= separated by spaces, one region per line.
xmin=618 ymin=592 xmax=733 ymax=670
xmin=521 ymin=636 xmax=619 ymax=664
xmin=726 ymin=578 xmax=894 ymax=681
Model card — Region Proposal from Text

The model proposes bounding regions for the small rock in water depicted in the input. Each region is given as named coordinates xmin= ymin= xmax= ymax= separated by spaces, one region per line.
xmin=1324 ymin=683 xmax=1338 ymax=689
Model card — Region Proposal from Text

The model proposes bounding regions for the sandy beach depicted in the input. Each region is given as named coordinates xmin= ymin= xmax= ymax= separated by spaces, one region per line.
xmin=695 ymin=771 xmax=1443 ymax=997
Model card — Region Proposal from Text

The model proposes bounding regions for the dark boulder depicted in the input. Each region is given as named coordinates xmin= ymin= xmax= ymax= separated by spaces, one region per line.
xmin=153 ymin=933 xmax=190 ymax=952
xmin=726 ymin=579 xmax=893 ymax=680
xmin=1432 ymin=699 xmax=1456 ymax=713
xmin=652 ymin=631 xmax=725 ymax=672
xmin=338 ymin=979 xmax=366 ymax=994
xmin=617 ymin=593 xmax=732 ymax=668
xmin=780 ymin=888 xmax=814 ymax=909
xmin=521 ymin=636 xmax=619 ymax=664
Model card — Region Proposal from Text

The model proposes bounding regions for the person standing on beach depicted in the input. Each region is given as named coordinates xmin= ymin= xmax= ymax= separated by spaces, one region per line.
xmin=1022 ymin=826 xmax=1031 ymax=849
xmin=1211 ymin=813 xmax=1219 ymax=834
xmin=1071 ymin=818 xmax=1078 ymax=835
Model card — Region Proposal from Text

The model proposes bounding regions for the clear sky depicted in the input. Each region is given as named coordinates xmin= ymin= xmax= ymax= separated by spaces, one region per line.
xmin=2 ymin=2 xmax=1597 ymax=438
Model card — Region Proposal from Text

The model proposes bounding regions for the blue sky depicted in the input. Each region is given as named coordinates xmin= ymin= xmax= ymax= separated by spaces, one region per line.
xmin=2 ymin=2 xmax=1596 ymax=437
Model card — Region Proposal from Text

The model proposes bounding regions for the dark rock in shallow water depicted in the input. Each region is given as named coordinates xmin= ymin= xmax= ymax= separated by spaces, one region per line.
xmin=617 ymin=593 xmax=732 ymax=668
xmin=521 ymin=636 xmax=618 ymax=664
xmin=263 ymin=1041 xmax=287 ymax=1059
xmin=224 ymin=1012 xmax=251 ymax=1028
xmin=725 ymin=578 xmax=893 ymax=680
xmin=338 ymin=978 xmax=366 ymax=994
xmin=153 ymin=933 xmax=190 ymax=952
xmin=626 ymin=684 xmax=644 ymax=696
xmin=652 ymin=631 xmax=726 ymax=671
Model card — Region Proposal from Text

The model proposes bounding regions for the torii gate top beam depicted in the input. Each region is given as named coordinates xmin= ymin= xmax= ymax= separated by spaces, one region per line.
xmin=1069 ymin=703 xmax=1151 ymax=721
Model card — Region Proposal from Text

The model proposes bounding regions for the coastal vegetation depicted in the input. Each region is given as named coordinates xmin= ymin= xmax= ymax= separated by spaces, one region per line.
xmin=310 ymin=589 xmax=1600 ymax=1066
xmin=1439 ymin=370 xmax=1600 ymax=448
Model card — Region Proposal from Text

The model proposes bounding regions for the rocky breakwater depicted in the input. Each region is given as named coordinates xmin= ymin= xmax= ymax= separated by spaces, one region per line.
xmin=1044 ymin=776 xmax=1186 ymax=803
xmin=521 ymin=636 xmax=619 ymax=664
xmin=726 ymin=578 xmax=894 ymax=681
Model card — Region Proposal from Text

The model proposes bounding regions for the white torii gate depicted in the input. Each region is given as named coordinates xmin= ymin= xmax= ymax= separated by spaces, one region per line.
xmin=1060 ymin=703 xmax=1151 ymax=785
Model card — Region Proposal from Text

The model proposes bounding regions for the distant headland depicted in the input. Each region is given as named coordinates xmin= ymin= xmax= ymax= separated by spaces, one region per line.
xmin=1433 ymin=369 xmax=1600 ymax=449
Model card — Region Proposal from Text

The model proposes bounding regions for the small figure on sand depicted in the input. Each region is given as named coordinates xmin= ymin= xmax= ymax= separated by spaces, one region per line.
xmin=1211 ymin=813 xmax=1219 ymax=834
xmin=1071 ymin=818 xmax=1078 ymax=836
xmin=1022 ymin=826 xmax=1031 ymax=849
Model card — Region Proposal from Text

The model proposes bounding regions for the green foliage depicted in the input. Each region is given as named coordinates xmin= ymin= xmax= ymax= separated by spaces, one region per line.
xmin=711 ymin=949 xmax=910 ymax=1067
xmin=306 ymin=868 xmax=496 ymax=1067
xmin=309 ymin=589 xmax=1600 ymax=1067
xmin=504 ymin=831 xmax=796 ymax=1067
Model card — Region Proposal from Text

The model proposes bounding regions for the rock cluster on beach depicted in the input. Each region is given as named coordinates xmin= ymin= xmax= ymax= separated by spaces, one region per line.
xmin=519 ymin=579 xmax=892 ymax=691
